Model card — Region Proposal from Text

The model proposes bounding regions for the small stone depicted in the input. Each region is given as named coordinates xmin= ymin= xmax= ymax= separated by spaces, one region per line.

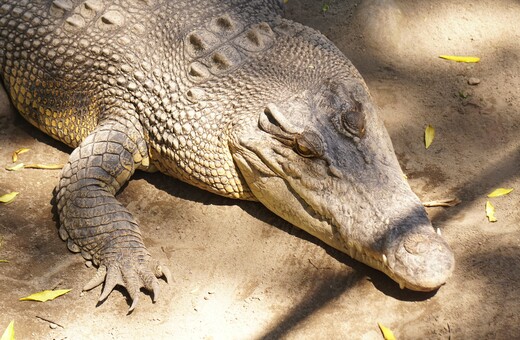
xmin=468 ymin=77 xmax=480 ymax=85
xmin=49 ymin=323 xmax=58 ymax=329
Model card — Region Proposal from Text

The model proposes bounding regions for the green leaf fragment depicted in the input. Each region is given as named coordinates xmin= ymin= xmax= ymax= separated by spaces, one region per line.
xmin=458 ymin=90 xmax=470 ymax=99
xmin=321 ymin=3 xmax=329 ymax=12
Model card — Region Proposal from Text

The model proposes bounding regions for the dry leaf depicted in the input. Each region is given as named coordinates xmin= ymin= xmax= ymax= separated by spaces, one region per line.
xmin=24 ymin=163 xmax=63 ymax=170
xmin=485 ymin=201 xmax=497 ymax=222
xmin=378 ymin=323 xmax=396 ymax=340
xmin=0 ymin=321 xmax=14 ymax=340
xmin=5 ymin=163 xmax=24 ymax=171
xmin=424 ymin=125 xmax=435 ymax=149
xmin=11 ymin=148 xmax=30 ymax=162
xmin=20 ymin=289 xmax=71 ymax=302
xmin=487 ymin=188 xmax=513 ymax=198
xmin=0 ymin=260 xmax=8 ymax=263
xmin=439 ymin=55 xmax=480 ymax=63
xmin=0 ymin=192 xmax=19 ymax=204
xmin=423 ymin=198 xmax=461 ymax=207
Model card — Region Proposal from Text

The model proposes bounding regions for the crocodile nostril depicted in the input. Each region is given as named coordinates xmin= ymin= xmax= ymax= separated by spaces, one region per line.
xmin=403 ymin=233 xmax=430 ymax=254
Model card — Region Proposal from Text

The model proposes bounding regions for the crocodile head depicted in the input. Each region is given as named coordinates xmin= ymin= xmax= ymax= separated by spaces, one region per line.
xmin=230 ymin=22 xmax=454 ymax=291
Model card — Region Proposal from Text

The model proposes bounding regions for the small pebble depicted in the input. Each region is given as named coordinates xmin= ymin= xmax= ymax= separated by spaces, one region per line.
xmin=468 ymin=77 xmax=481 ymax=85
xmin=49 ymin=323 xmax=58 ymax=329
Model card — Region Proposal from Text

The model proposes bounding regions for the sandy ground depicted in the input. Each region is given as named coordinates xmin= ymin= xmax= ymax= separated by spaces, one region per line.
xmin=1 ymin=0 xmax=519 ymax=339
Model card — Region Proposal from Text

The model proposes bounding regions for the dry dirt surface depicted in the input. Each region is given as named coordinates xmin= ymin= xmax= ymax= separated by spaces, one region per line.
xmin=1 ymin=0 xmax=519 ymax=339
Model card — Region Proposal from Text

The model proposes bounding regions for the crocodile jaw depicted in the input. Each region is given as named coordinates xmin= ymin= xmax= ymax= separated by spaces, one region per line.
xmin=234 ymin=145 xmax=454 ymax=291
xmin=230 ymin=83 xmax=454 ymax=291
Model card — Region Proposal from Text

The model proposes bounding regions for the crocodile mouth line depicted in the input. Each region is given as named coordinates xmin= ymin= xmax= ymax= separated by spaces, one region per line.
xmin=291 ymin=184 xmax=401 ymax=287
xmin=244 ymin=147 xmax=438 ymax=291
xmin=295 ymin=187 xmax=446 ymax=291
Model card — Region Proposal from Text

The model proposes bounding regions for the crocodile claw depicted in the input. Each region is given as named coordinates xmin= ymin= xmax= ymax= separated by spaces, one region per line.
xmin=83 ymin=265 xmax=107 ymax=291
xmin=98 ymin=264 xmax=121 ymax=302
xmin=82 ymin=255 xmax=171 ymax=311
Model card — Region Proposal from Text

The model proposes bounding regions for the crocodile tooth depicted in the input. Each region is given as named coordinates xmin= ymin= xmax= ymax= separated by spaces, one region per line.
xmin=399 ymin=282 xmax=405 ymax=289
xmin=436 ymin=228 xmax=442 ymax=236
xmin=382 ymin=254 xmax=388 ymax=265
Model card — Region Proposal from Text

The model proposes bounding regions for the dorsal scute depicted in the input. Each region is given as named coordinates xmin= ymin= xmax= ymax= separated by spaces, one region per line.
xmin=184 ymin=12 xmax=276 ymax=84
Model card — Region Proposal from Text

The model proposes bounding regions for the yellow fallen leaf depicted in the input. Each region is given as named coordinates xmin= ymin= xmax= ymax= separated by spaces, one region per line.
xmin=24 ymin=163 xmax=63 ymax=170
xmin=0 ymin=260 xmax=8 ymax=263
xmin=439 ymin=55 xmax=480 ymax=63
xmin=11 ymin=148 xmax=30 ymax=163
xmin=0 ymin=320 xmax=14 ymax=340
xmin=0 ymin=192 xmax=19 ymax=204
xmin=485 ymin=201 xmax=497 ymax=222
xmin=487 ymin=188 xmax=513 ymax=198
xmin=378 ymin=323 xmax=396 ymax=340
xmin=424 ymin=125 xmax=435 ymax=149
xmin=19 ymin=289 xmax=71 ymax=302
xmin=5 ymin=163 xmax=24 ymax=171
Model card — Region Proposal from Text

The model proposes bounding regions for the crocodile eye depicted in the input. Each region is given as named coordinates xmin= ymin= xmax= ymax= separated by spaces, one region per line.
xmin=340 ymin=101 xmax=366 ymax=138
xmin=294 ymin=131 xmax=323 ymax=158
xmin=295 ymin=143 xmax=314 ymax=158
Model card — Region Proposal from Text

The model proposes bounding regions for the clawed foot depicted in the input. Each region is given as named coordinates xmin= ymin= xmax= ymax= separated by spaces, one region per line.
xmin=82 ymin=255 xmax=172 ymax=312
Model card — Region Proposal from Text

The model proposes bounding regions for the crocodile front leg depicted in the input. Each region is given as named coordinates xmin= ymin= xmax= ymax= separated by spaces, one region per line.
xmin=55 ymin=118 xmax=171 ymax=311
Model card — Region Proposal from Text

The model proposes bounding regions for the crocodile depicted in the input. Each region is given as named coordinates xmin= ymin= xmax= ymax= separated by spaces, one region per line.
xmin=0 ymin=0 xmax=454 ymax=310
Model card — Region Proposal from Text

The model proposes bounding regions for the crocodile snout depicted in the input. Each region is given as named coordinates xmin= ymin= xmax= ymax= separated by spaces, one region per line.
xmin=387 ymin=228 xmax=455 ymax=291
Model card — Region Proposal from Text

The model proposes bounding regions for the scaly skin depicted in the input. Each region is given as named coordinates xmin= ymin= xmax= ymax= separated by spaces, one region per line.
xmin=0 ymin=0 xmax=454 ymax=310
